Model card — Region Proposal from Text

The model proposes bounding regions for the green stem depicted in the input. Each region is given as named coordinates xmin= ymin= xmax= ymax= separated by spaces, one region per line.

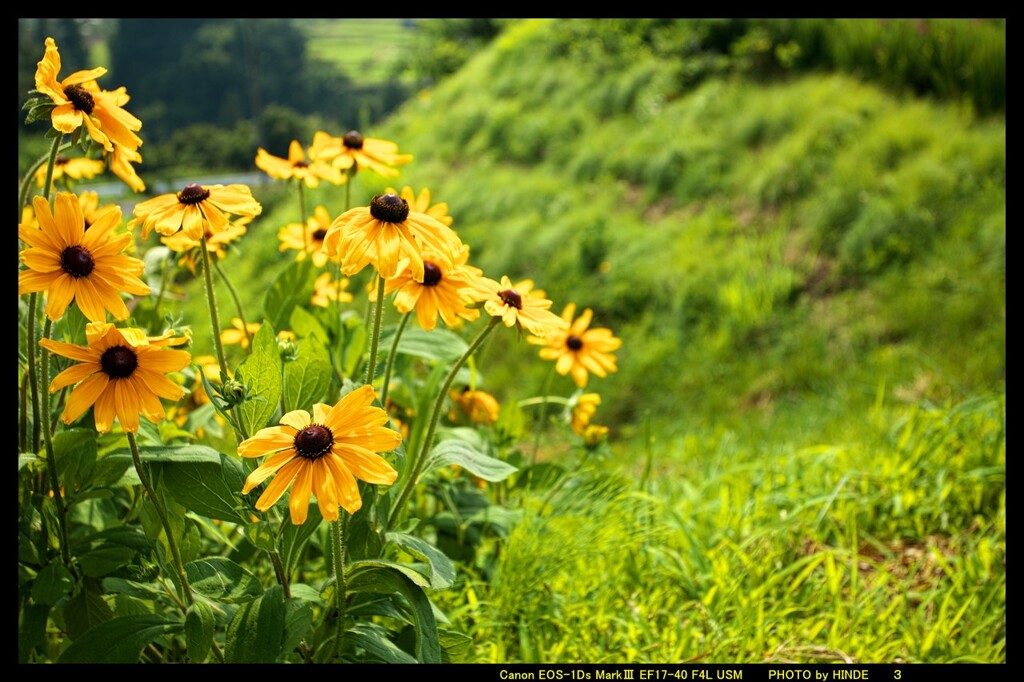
xmin=329 ymin=515 xmax=347 ymax=661
xmin=297 ymin=180 xmax=308 ymax=252
xmin=39 ymin=319 xmax=72 ymax=568
xmin=20 ymin=371 xmax=29 ymax=453
xmin=380 ymin=311 xmax=411 ymax=408
xmin=363 ymin=274 xmax=386 ymax=387
xmin=199 ymin=232 xmax=229 ymax=380
xmin=517 ymin=395 xmax=571 ymax=409
xmin=41 ymin=134 xmax=63 ymax=203
xmin=27 ymin=294 xmax=41 ymax=454
xmin=531 ymin=365 xmax=557 ymax=465
xmin=128 ymin=432 xmax=195 ymax=605
xmin=18 ymin=138 xmax=69 ymax=223
xmin=212 ymin=256 xmax=252 ymax=353
xmin=387 ymin=317 xmax=501 ymax=530
xmin=344 ymin=177 xmax=351 ymax=211
xmin=269 ymin=549 xmax=291 ymax=599
xmin=152 ymin=253 xmax=173 ymax=321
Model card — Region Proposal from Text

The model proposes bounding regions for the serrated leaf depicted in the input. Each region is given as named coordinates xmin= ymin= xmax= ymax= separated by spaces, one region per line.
xmin=185 ymin=557 xmax=263 ymax=603
xmin=185 ymin=601 xmax=216 ymax=663
xmin=426 ymin=439 xmax=518 ymax=482
xmin=64 ymin=588 xmax=114 ymax=640
xmin=283 ymin=334 xmax=331 ymax=412
xmin=347 ymin=622 xmax=418 ymax=663
xmin=289 ymin=305 xmax=329 ymax=340
xmin=264 ymin=260 xmax=316 ymax=333
xmin=386 ymin=532 xmax=456 ymax=590
xmin=347 ymin=564 xmax=442 ymax=663
xmin=30 ymin=563 xmax=75 ymax=605
xmin=235 ymin=322 xmax=283 ymax=435
xmin=52 ymin=428 xmax=97 ymax=494
xmin=225 ymin=584 xmax=286 ymax=663
xmin=57 ymin=614 xmax=183 ymax=663
xmin=378 ymin=325 xmax=469 ymax=362
xmin=160 ymin=455 xmax=250 ymax=524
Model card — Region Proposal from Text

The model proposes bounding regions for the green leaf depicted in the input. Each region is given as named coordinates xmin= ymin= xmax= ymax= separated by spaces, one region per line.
xmin=426 ymin=439 xmax=518 ymax=482
xmin=378 ymin=325 xmax=469 ymax=362
xmin=19 ymin=603 xmax=50 ymax=663
xmin=30 ymin=563 xmax=76 ymax=605
xmin=79 ymin=545 xmax=134 ymax=577
xmin=281 ymin=597 xmax=314 ymax=655
xmin=347 ymin=623 xmax=418 ymax=663
xmin=386 ymin=532 xmax=457 ymax=590
xmin=24 ymin=101 xmax=57 ymax=124
xmin=341 ymin=312 xmax=367 ymax=379
xmin=107 ymin=443 xmax=224 ymax=464
xmin=289 ymin=305 xmax=329 ymax=341
xmin=287 ymin=583 xmax=323 ymax=603
xmin=101 ymin=577 xmax=167 ymax=602
xmin=52 ymin=427 xmax=97 ymax=494
xmin=347 ymin=564 xmax=442 ymax=663
xmin=283 ymin=334 xmax=332 ymax=412
xmin=64 ymin=588 xmax=114 ymax=640
xmin=264 ymin=259 xmax=316 ymax=333
xmin=53 ymin=302 xmax=88 ymax=346
xmin=18 ymin=452 xmax=41 ymax=470
xmin=78 ymin=526 xmax=153 ymax=552
xmin=161 ymin=455 xmax=250 ymax=524
xmin=235 ymin=322 xmax=283 ymax=435
xmin=57 ymin=614 xmax=184 ymax=663
xmin=348 ymin=559 xmax=431 ymax=589
xmin=225 ymin=584 xmax=286 ymax=663
xmin=280 ymin=502 xmax=322 ymax=577
xmin=439 ymin=628 xmax=473 ymax=663
xmin=185 ymin=601 xmax=216 ymax=663
xmin=185 ymin=557 xmax=263 ymax=603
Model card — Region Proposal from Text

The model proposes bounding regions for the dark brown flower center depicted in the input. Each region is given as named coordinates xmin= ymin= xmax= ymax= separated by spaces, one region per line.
xmin=60 ymin=245 xmax=94 ymax=278
xmin=422 ymin=261 xmax=442 ymax=286
xmin=293 ymin=160 xmax=309 ymax=169
xmin=294 ymin=424 xmax=334 ymax=460
xmin=312 ymin=228 xmax=328 ymax=243
xmin=566 ymin=335 xmax=584 ymax=350
xmin=100 ymin=345 xmax=138 ymax=379
xmin=499 ymin=288 xmax=522 ymax=310
xmin=177 ymin=183 xmax=210 ymax=205
xmin=369 ymin=193 xmax=409 ymax=223
xmin=63 ymin=85 xmax=95 ymax=114
xmin=342 ymin=130 xmax=364 ymax=149
xmin=54 ymin=155 xmax=69 ymax=167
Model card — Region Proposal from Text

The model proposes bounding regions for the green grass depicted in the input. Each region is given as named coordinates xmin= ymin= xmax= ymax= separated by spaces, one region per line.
xmin=295 ymin=19 xmax=414 ymax=85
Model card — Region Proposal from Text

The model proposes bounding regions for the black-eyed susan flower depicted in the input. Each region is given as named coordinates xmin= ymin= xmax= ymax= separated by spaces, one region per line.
xmin=311 ymin=272 xmax=354 ymax=308
xmin=34 ymin=37 xmax=142 ymax=153
xmin=19 ymin=193 xmax=150 ymax=322
xmin=162 ymin=217 xmax=249 ymax=274
xmin=129 ymin=183 xmax=262 ymax=241
xmin=255 ymin=139 xmax=345 ymax=188
xmin=34 ymin=155 xmax=104 ymax=188
xmin=105 ymin=142 xmax=145 ymax=192
xmin=385 ymin=251 xmax=481 ymax=331
xmin=460 ymin=275 xmax=568 ymax=337
xmin=278 ymin=205 xmax=335 ymax=267
xmin=528 ymin=303 xmax=622 ymax=387
xmin=76 ymin=190 xmax=120 ymax=231
xmin=312 ymin=130 xmax=412 ymax=179
xmin=39 ymin=322 xmax=191 ymax=433
xmin=220 ymin=317 xmax=262 ymax=349
xmin=448 ymin=387 xmax=500 ymax=426
xmin=385 ymin=185 xmax=453 ymax=226
xmin=239 ymin=385 xmax=401 ymax=523
xmin=582 ymin=424 xmax=609 ymax=448
xmin=323 ymin=192 xmax=463 ymax=281
xmin=570 ymin=392 xmax=601 ymax=435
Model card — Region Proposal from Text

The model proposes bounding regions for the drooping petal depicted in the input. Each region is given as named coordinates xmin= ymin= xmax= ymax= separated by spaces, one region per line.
xmin=254 ymin=458 xmax=304 ymax=512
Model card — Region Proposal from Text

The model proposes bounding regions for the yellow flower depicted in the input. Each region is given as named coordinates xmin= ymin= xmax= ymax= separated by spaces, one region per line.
xmin=571 ymin=393 xmax=601 ymax=435
xmin=312 ymin=130 xmax=412 ymax=179
xmin=34 ymin=155 xmax=105 ymax=188
xmin=278 ymin=205 xmax=335 ymax=267
xmin=385 ymin=185 xmax=453 ymax=226
xmin=255 ymin=139 xmax=345 ymax=188
xmin=19 ymin=193 xmax=150 ymax=322
xmin=460 ymin=275 xmax=568 ymax=337
xmin=105 ymin=142 xmax=145 ymax=192
xmin=385 ymin=251 xmax=481 ymax=331
xmin=311 ymin=272 xmax=354 ymax=308
xmin=34 ymin=38 xmax=142 ymax=154
xmin=76 ymin=191 xmax=121 ymax=230
xmin=162 ymin=217 xmax=249 ymax=274
xmin=221 ymin=317 xmax=262 ymax=349
xmin=39 ymin=322 xmax=190 ymax=433
xmin=528 ymin=303 xmax=622 ymax=387
xmin=129 ymin=183 xmax=262 ymax=241
xmin=239 ymin=385 xmax=401 ymax=523
xmin=323 ymin=192 xmax=463 ymax=281
xmin=582 ymin=424 xmax=609 ymax=448
xmin=448 ymin=388 xmax=500 ymax=426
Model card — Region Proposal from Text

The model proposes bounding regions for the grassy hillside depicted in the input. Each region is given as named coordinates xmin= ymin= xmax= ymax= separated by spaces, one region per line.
xmin=369 ymin=19 xmax=1004 ymax=435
